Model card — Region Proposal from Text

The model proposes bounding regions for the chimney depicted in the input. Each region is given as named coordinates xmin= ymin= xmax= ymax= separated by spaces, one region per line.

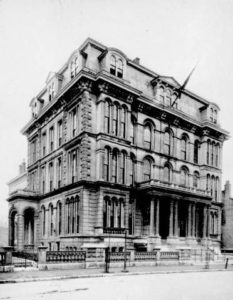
xmin=19 ymin=160 xmax=26 ymax=174
xmin=133 ymin=57 xmax=140 ymax=65
xmin=224 ymin=180 xmax=231 ymax=200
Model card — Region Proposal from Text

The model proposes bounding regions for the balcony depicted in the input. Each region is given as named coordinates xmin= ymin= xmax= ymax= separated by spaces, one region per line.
xmin=137 ymin=179 xmax=211 ymax=200
xmin=103 ymin=227 xmax=126 ymax=235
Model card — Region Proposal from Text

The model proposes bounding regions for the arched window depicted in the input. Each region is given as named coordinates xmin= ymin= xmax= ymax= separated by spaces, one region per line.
xmin=165 ymin=90 xmax=172 ymax=106
xmin=112 ymin=149 xmax=118 ymax=183
xmin=57 ymin=201 xmax=62 ymax=235
xmin=104 ymin=100 xmax=111 ymax=134
xmin=164 ymin=163 xmax=172 ymax=183
xmin=49 ymin=204 xmax=54 ymax=236
xmin=110 ymin=55 xmax=116 ymax=76
xmin=164 ymin=129 xmax=173 ymax=156
xmin=144 ymin=123 xmax=152 ymax=149
xmin=112 ymin=103 xmax=119 ymax=136
xmin=213 ymin=110 xmax=217 ymax=124
xmin=103 ymin=196 xmax=109 ymax=228
xmin=41 ymin=206 xmax=46 ymax=236
xmin=193 ymin=171 xmax=200 ymax=188
xmin=206 ymin=174 xmax=210 ymax=191
xmin=207 ymin=140 xmax=211 ymax=165
xmin=110 ymin=198 xmax=115 ymax=227
xmin=131 ymin=117 xmax=137 ymax=144
xmin=71 ymin=150 xmax=77 ymax=183
xmin=211 ymin=175 xmax=215 ymax=197
xmin=121 ymin=106 xmax=127 ymax=138
xmin=194 ymin=140 xmax=199 ymax=164
xmin=117 ymin=59 xmax=123 ymax=78
xmin=215 ymin=177 xmax=219 ymax=201
xmin=104 ymin=147 xmax=110 ymax=181
xmin=129 ymin=154 xmax=136 ymax=185
xmin=215 ymin=144 xmax=219 ymax=167
xmin=210 ymin=108 xmax=214 ymax=122
xmin=181 ymin=134 xmax=189 ymax=161
xmin=180 ymin=167 xmax=189 ymax=186
xmin=159 ymin=87 xmax=164 ymax=104
xmin=143 ymin=158 xmax=152 ymax=181
xmin=120 ymin=151 xmax=127 ymax=184
xmin=211 ymin=142 xmax=215 ymax=166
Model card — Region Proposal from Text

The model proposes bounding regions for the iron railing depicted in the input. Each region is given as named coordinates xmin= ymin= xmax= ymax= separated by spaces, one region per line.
xmin=46 ymin=250 xmax=86 ymax=263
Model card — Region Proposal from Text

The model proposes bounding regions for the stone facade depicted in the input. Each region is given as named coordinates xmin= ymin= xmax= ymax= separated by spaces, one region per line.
xmin=7 ymin=38 xmax=228 ymax=253
xmin=222 ymin=181 xmax=233 ymax=250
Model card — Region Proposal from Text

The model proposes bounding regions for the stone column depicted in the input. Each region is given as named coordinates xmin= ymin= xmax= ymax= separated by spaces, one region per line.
xmin=169 ymin=200 xmax=174 ymax=237
xmin=192 ymin=204 xmax=196 ymax=238
xmin=17 ymin=214 xmax=24 ymax=251
xmin=155 ymin=199 xmax=160 ymax=237
xmin=188 ymin=203 xmax=192 ymax=237
xmin=149 ymin=199 xmax=155 ymax=236
xmin=121 ymin=201 xmax=124 ymax=228
xmin=114 ymin=201 xmax=118 ymax=228
xmin=203 ymin=206 xmax=207 ymax=238
xmin=174 ymin=201 xmax=179 ymax=237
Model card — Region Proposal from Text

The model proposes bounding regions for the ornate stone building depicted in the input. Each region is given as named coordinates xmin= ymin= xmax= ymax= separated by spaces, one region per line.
xmin=7 ymin=38 xmax=228 ymax=253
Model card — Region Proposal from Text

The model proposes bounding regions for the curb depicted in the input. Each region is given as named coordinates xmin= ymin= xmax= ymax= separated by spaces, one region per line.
xmin=0 ymin=268 xmax=233 ymax=284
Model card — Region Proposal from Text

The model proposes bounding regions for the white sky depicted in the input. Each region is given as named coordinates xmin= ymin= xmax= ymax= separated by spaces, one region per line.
xmin=0 ymin=0 xmax=233 ymax=226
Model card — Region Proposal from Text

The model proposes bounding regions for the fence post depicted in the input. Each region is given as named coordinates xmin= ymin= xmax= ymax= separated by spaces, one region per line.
xmin=225 ymin=257 xmax=229 ymax=269
xmin=38 ymin=246 xmax=48 ymax=265
xmin=3 ymin=246 xmax=14 ymax=265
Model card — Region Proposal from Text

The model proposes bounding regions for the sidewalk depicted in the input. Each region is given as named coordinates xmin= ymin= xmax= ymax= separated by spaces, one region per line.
xmin=1 ymin=263 xmax=233 ymax=284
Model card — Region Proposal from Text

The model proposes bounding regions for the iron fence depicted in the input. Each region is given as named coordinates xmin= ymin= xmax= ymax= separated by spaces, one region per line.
xmin=46 ymin=250 xmax=86 ymax=263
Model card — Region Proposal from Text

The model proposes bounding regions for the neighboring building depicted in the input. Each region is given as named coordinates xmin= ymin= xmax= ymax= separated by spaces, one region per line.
xmin=7 ymin=38 xmax=229 ymax=253
xmin=222 ymin=181 xmax=233 ymax=251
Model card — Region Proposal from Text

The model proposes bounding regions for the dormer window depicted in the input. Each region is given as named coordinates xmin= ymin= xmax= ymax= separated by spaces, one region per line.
xmin=165 ymin=90 xmax=172 ymax=106
xmin=71 ymin=57 xmax=78 ymax=79
xmin=110 ymin=55 xmax=124 ymax=78
xmin=209 ymin=106 xmax=218 ymax=124
xmin=49 ymin=82 xmax=55 ymax=101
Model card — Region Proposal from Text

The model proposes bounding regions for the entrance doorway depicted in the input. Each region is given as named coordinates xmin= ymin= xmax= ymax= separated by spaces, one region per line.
xmin=24 ymin=208 xmax=35 ymax=247
xmin=159 ymin=200 xmax=170 ymax=239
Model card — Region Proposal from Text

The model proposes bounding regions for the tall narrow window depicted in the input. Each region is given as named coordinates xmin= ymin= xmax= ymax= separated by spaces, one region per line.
xmin=71 ymin=61 xmax=75 ymax=79
xmin=103 ymin=197 xmax=108 ymax=228
xmin=112 ymin=150 xmax=118 ymax=183
xmin=211 ymin=142 xmax=214 ymax=166
xmin=206 ymin=174 xmax=210 ymax=191
xmin=194 ymin=140 xmax=199 ymax=164
xmin=159 ymin=87 xmax=164 ymax=104
xmin=71 ymin=151 xmax=77 ymax=183
xmin=57 ymin=157 xmax=62 ymax=188
xmin=49 ymin=204 xmax=54 ymax=236
xmin=71 ymin=108 xmax=77 ymax=138
xmin=207 ymin=140 xmax=210 ymax=165
xmin=110 ymin=55 xmax=116 ymax=76
xmin=129 ymin=154 xmax=136 ymax=185
xmin=42 ymin=206 xmax=46 ymax=236
xmin=213 ymin=110 xmax=217 ymax=124
xmin=215 ymin=177 xmax=219 ymax=201
xmin=181 ymin=135 xmax=188 ymax=161
xmin=180 ymin=167 xmax=189 ymax=186
xmin=112 ymin=104 xmax=119 ymax=136
xmin=104 ymin=101 xmax=111 ymax=134
xmin=193 ymin=171 xmax=200 ymax=188
xmin=121 ymin=106 xmax=127 ymax=138
xmin=49 ymin=162 xmax=54 ymax=191
xmin=164 ymin=130 xmax=173 ymax=156
xmin=110 ymin=199 xmax=115 ymax=227
xmin=120 ymin=152 xmax=127 ymax=184
xmin=215 ymin=144 xmax=219 ymax=167
xmin=57 ymin=202 xmax=62 ymax=235
xmin=144 ymin=124 xmax=152 ymax=150
xmin=42 ymin=132 xmax=47 ymax=156
xmin=165 ymin=90 xmax=171 ymax=106
xmin=210 ymin=108 xmax=214 ymax=122
xmin=117 ymin=59 xmax=123 ymax=78
xmin=143 ymin=158 xmax=151 ymax=181
xmin=41 ymin=166 xmax=46 ymax=193
xmin=104 ymin=147 xmax=110 ymax=181
xmin=58 ymin=120 xmax=62 ymax=147
xmin=49 ymin=127 xmax=54 ymax=152
xmin=211 ymin=175 xmax=215 ymax=197
xmin=164 ymin=164 xmax=171 ymax=183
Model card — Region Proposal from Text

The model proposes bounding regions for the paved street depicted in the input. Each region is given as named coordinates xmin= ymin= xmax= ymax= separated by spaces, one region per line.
xmin=0 ymin=271 xmax=233 ymax=300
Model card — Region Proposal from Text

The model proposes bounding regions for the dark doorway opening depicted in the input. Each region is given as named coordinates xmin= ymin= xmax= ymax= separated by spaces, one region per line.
xmin=159 ymin=200 xmax=170 ymax=239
